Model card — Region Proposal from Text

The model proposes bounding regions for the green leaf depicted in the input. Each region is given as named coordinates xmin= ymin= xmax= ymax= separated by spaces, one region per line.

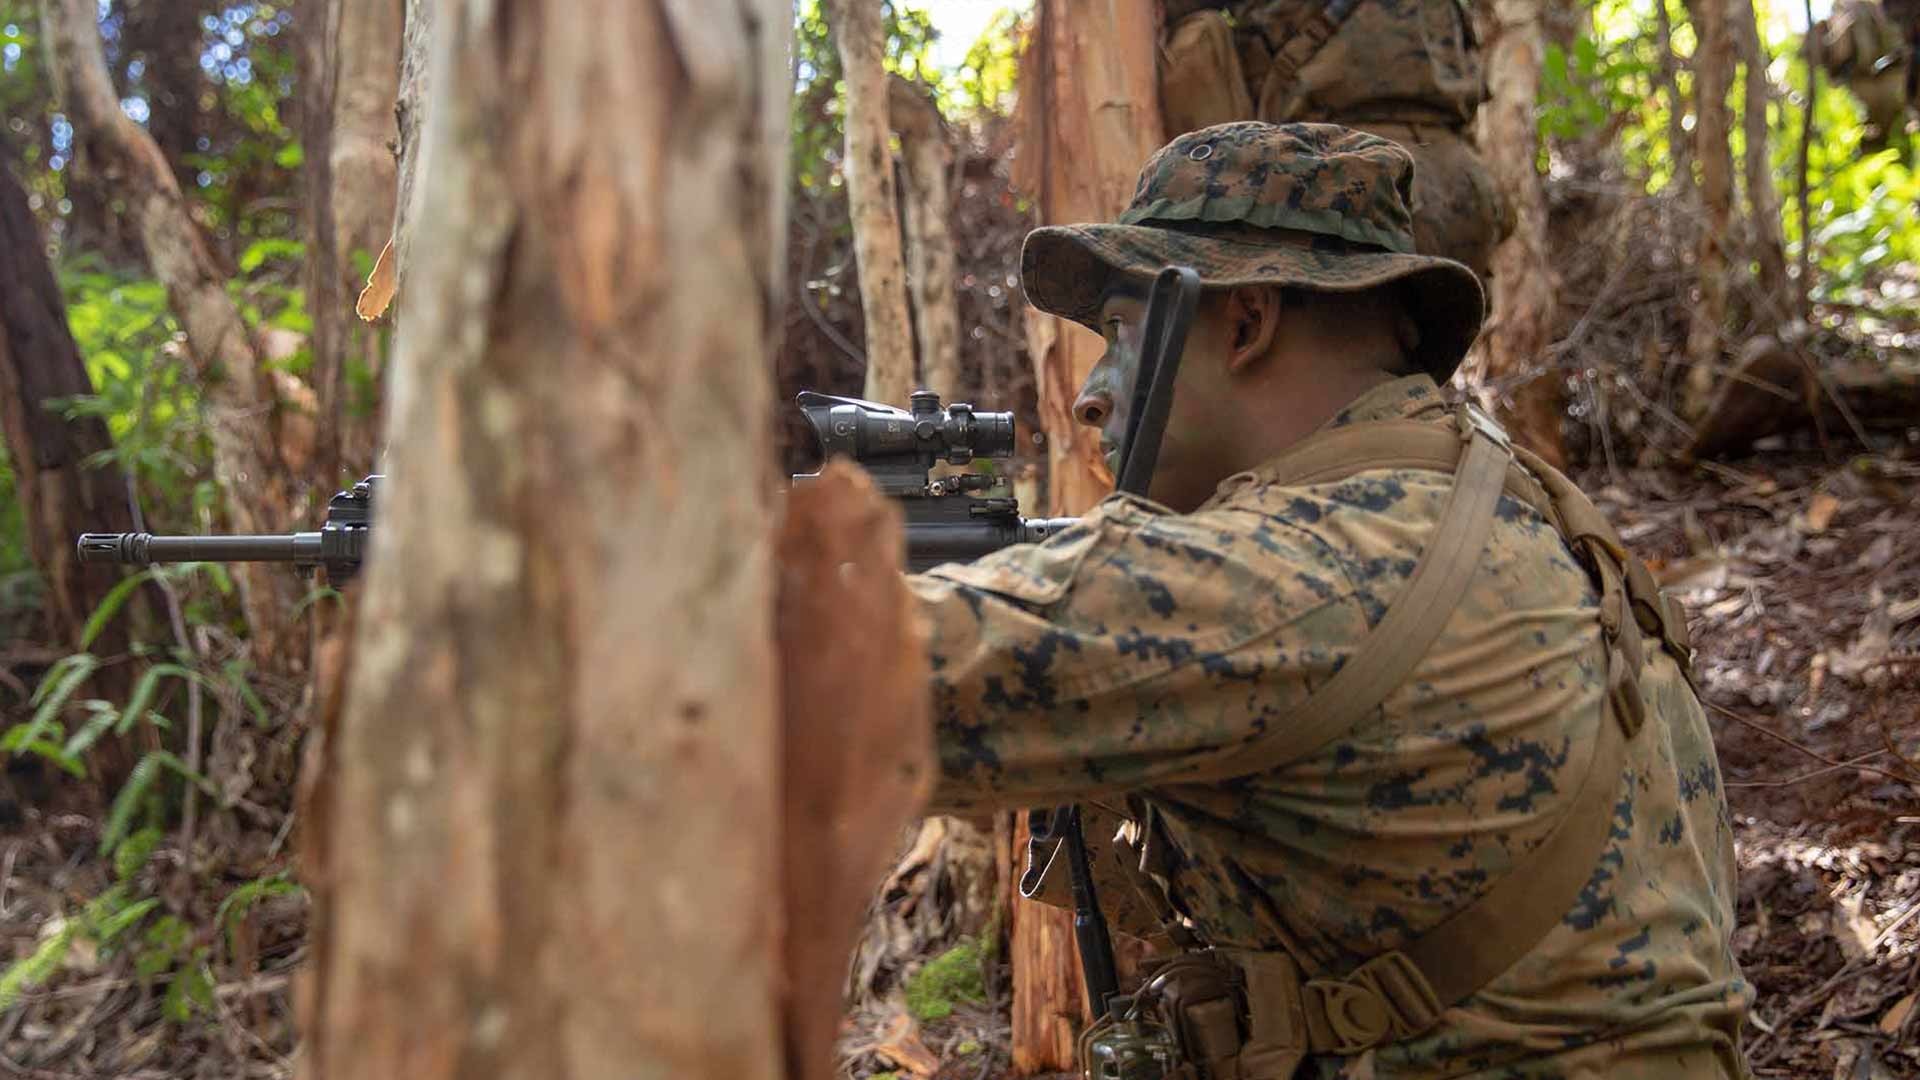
xmin=99 ymin=752 xmax=216 ymax=856
xmin=89 ymin=897 xmax=159 ymax=945
xmin=113 ymin=826 xmax=164 ymax=881
xmin=216 ymin=872 xmax=303 ymax=955
xmin=0 ymin=917 xmax=79 ymax=1010
xmin=81 ymin=570 xmax=157 ymax=649
xmin=8 ymin=654 xmax=100 ymax=753
xmin=162 ymin=954 xmax=215 ymax=1022
xmin=273 ymin=140 xmax=303 ymax=168
xmin=238 ymin=236 xmax=304 ymax=273
xmin=108 ymin=663 xmax=206 ymax=740
xmin=64 ymin=699 xmax=123 ymax=758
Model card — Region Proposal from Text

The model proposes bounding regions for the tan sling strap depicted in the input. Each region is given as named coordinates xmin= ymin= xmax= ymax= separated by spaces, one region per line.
xmin=1113 ymin=406 xmax=1685 ymax=1061
xmin=1257 ymin=0 xmax=1370 ymax=121
xmin=1162 ymin=406 xmax=1517 ymax=786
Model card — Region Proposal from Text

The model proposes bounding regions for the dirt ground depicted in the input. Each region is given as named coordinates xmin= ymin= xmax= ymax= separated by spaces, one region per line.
xmin=1585 ymin=446 xmax=1920 ymax=1079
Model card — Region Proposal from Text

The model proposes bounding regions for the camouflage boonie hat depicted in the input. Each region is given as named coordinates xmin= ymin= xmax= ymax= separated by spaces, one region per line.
xmin=1021 ymin=122 xmax=1486 ymax=382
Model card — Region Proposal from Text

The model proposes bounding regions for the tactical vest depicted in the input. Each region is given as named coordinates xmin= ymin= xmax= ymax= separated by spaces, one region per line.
xmin=1031 ymin=406 xmax=1697 ymax=1078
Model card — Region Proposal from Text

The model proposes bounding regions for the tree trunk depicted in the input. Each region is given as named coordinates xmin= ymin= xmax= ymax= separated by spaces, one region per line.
xmin=1733 ymin=0 xmax=1792 ymax=321
xmin=41 ymin=0 xmax=304 ymax=673
xmin=1013 ymin=0 xmax=1164 ymax=519
xmin=304 ymin=0 xmax=404 ymax=487
xmin=1478 ymin=0 xmax=1567 ymax=466
xmin=827 ymin=0 xmax=916 ymax=406
xmin=0 ymin=144 xmax=137 ymax=666
xmin=889 ymin=75 xmax=962 ymax=400
xmin=296 ymin=3 xmax=926 ymax=1079
xmin=1008 ymin=1 xmax=1165 ymax=1071
xmin=1682 ymin=0 xmax=1735 ymax=417
xmin=1652 ymin=0 xmax=1694 ymax=195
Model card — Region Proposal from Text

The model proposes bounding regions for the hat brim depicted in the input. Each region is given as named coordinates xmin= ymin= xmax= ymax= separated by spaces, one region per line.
xmin=1020 ymin=223 xmax=1486 ymax=384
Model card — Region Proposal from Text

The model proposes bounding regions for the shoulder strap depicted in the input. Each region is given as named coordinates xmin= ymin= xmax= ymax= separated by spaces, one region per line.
xmin=1257 ymin=0 xmax=1369 ymax=120
xmin=1164 ymin=407 xmax=1513 ymax=786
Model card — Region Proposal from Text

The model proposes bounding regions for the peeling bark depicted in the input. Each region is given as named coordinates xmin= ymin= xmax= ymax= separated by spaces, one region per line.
xmin=1009 ymin=1 xmax=1166 ymax=1070
xmin=41 ymin=0 xmax=303 ymax=672
xmin=305 ymin=0 xmax=403 ymax=484
xmin=1478 ymin=0 xmax=1567 ymax=466
xmin=1013 ymin=0 xmax=1164 ymax=519
xmin=827 ymin=0 xmax=916 ymax=405
xmin=889 ymin=75 xmax=962 ymax=400
xmin=301 ymin=1 xmax=803 ymax=1077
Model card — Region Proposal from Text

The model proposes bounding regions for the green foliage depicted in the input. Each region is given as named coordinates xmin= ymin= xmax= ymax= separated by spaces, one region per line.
xmin=956 ymin=8 xmax=1025 ymax=116
xmin=790 ymin=2 xmax=1029 ymax=190
xmin=215 ymin=872 xmax=302 ymax=954
xmin=1540 ymin=0 xmax=1919 ymax=316
xmin=904 ymin=937 xmax=988 ymax=1022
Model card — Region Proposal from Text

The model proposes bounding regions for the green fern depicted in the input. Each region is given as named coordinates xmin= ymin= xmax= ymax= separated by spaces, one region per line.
xmin=215 ymin=872 xmax=303 ymax=955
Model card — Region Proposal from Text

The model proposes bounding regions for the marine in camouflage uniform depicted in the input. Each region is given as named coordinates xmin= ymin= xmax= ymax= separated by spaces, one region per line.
xmin=1158 ymin=0 xmax=1510 ymax=284
xmin=908 ymin=123 xmax=1751 ymax=1078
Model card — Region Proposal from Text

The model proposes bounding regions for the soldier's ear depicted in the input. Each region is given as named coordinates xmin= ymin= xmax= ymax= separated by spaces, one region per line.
xmin=1224 ymin=285 xmax=1282 ymax=374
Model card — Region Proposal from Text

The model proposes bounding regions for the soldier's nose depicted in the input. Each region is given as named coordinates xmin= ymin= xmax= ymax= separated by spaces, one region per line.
xmin=1073 ymin=390 xmax=1109 ymax=428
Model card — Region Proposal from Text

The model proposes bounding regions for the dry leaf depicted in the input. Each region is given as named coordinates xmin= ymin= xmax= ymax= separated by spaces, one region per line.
xmin=1891 ymin=596 xmax=1920 ymax=627
xmin=1878 ymin=992 xmax=1915 ymax=1034
xmin=1656 ymin=555 xmax=1731 ymax=593
xmin=873 ymin=1013 xmax=941 ymax=1078
xmin=1832 ymin=588 xmax=1893 ymax=682
xmin=355 ymin=237 xmax=398 ymax=321
xmin=1806 ymin=491 xmax=1842 ymax=533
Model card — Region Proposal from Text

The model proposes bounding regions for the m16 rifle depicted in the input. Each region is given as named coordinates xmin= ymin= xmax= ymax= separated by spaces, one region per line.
xmin=76 ymin=475 xmax=378 ymax=584
xmin=76 ymin=393 xmax=1074 ymax=580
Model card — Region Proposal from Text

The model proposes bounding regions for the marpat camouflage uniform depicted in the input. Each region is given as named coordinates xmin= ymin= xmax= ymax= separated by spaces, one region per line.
xmin=1159 ymin=0 xmax=1510 ymax=282
xmin=910 ymin=124 xmax=1751 ymax=1078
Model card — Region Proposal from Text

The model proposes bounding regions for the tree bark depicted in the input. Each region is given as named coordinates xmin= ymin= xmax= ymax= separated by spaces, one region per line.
xmin=827 ymin=0 xmax=916 ymax=406
xmin=1682 ymin=0 xmax=1735 ymax=417
xmin=1478 ymin=0 xmax=1567 ymax=466
xmin=1008 ymin=1 xmax=1165 ymax=1071
xmin=296 ymin=4 xmax=922 ymax=1080
xmin=1733 ymin=0 xmax=1792 ymax=321
xmin=0 ymin=144 xmax=137 ymax=664
xmin=1013 ymin=0 xmax=1164 ymax=519
xmin=304 ymin=0 xmax=404 ymax=486
xmin=889 ymin=75 xmax=962 ymax=400
xmin=41 ymin=0 xmax=304 ymax=672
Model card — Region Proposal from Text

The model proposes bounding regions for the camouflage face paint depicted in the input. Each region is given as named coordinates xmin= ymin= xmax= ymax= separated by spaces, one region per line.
xmin=1079 ymin=289 xmax=1152 ymax=480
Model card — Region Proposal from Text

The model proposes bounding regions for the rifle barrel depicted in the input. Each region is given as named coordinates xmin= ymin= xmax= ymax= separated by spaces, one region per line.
xmin=77 ymin=532 xmax=324 ymax=566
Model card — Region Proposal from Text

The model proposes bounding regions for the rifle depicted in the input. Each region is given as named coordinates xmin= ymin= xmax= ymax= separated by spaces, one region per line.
xmin=75 ymin=392 xmax=1076 ymax=581
xmin=75 ymin=266 xmax=1205 ymax=1031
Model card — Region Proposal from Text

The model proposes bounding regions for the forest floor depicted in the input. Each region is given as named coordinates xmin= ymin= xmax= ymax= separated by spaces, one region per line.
xmin=1 ymin=443 xmax=1918 ymax=1079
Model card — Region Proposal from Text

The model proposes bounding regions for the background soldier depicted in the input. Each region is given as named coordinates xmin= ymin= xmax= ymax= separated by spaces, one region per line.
xmin=1157 ymin=0 xmax=1511 ymax=286
xmin=910 ymin=123 xmax=1750 ymax=1077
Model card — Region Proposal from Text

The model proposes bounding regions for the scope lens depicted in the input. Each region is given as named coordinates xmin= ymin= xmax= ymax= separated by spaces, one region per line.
xmin=974 ymin=412 xmax=1016 ymax=457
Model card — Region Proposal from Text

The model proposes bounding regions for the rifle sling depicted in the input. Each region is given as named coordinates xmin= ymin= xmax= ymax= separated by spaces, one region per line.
xmin=1134 ymin=407 xmax=1658 ymax=1059
xmin=1257 ymin=0 xmax=1370 ymax=120
xmin=1164 ymin=409 xmax=1516 ymax=785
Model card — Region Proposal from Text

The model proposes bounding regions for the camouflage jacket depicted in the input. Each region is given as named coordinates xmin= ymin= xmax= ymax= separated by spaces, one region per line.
xmin=910 ymin=376 xmax=1751 ymax=1078
xmin=1166 ymin=0 xmax=1485 ymax=126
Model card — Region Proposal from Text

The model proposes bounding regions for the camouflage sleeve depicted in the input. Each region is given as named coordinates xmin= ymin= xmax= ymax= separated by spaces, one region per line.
xmin=909 ymin=494 xmax=1367 ymax=815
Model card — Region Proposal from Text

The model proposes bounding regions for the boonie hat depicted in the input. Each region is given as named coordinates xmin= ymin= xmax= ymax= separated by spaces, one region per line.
xmin=1021 ymin=122 xmax=1486 ymax=382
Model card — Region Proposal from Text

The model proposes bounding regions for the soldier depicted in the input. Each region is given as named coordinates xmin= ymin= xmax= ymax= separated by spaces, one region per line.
xmin=909 ymin=123 xmax=1750 ymax=1078
xmin=1157 ymin=0 xmax=1510 ymax=286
